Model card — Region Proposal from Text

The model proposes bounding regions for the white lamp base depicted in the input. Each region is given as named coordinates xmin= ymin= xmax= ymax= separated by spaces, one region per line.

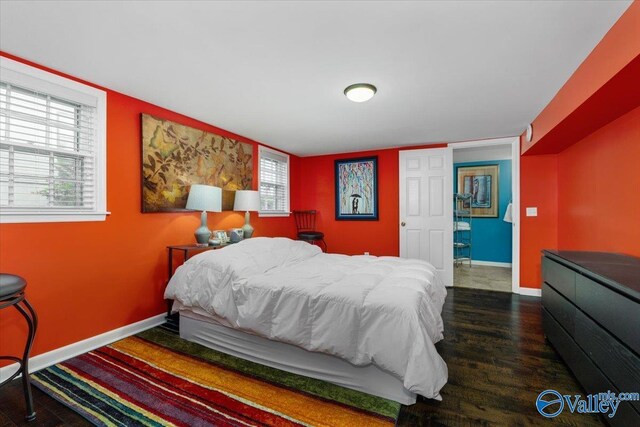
xmin=242 ymin=210 xmax=254 ymax=238
xmin=194 ymin=210 xmax=212 ymax=245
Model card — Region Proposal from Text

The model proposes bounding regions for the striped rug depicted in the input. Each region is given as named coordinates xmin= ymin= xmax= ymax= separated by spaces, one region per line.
xmin=32 ymin=324 xmax=400 ymax=426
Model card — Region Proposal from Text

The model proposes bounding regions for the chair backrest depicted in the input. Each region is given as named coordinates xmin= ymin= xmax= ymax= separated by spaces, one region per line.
xmin=293 ymin=210 xmax=317 ymax=232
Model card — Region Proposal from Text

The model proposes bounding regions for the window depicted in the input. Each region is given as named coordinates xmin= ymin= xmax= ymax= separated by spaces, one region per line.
xmin=0 ymin=57 xmax=107 ymax=223
xmin=258 ymin=146 xmax=289 ymax=216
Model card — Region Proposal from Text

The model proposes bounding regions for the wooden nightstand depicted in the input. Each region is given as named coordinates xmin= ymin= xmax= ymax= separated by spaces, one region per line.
xmin=165 ymin=243 xmax=228 ymax=318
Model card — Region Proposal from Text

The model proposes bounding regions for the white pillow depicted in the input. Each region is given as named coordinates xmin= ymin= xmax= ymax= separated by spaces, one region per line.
xmin=187 ymin=237 xmax=321 ymax=279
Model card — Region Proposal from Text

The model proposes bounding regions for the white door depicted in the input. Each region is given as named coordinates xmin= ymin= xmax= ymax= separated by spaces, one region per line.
xmin=399 ymin=148 xmax=453 ymax=286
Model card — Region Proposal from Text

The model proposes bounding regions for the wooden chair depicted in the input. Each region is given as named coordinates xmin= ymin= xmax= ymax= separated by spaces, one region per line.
xmin=293 ymin=210 xmax=327 ymax=252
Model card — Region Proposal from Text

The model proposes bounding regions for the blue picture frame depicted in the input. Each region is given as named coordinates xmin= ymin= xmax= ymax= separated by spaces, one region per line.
xmin=334 ymin=156 xmax=378 ymax=220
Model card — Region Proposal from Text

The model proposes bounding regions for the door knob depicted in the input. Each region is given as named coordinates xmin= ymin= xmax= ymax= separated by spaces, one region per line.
xmin=401 ymin=222 xmax=406 ymax=227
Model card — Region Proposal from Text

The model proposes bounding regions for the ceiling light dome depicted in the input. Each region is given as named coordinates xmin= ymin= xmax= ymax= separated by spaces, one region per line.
xmin=344 ymin=83 xmax=377 ymax=103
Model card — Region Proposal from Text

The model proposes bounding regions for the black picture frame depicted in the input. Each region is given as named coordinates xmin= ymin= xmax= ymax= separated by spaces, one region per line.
xmin=334 ymin=156 xmax=379 ymax=220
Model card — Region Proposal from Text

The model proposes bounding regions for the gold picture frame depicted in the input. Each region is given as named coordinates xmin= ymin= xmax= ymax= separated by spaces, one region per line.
xmin=456 ymin=165 xmax=499 ymax=218
xmin=141 ymin=114 xmax=253 ymax=212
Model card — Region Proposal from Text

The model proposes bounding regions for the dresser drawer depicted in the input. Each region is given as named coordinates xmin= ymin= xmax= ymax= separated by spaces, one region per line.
xmin=574 ymin=310 xmax=640 ymax=414
xmin=543 ymin=310 xmax=640 ymax=426
xmin=543 ymin=257 xmax=576 ymax=302
xmin=576 ymin=274 xmax=640 ymax=354
xmin=542 ymin=282 xmax=576 ymax=336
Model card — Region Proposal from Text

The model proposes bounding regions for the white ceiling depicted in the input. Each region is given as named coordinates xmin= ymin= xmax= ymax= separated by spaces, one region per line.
xmin=0 ymin=1 xmax=631 ymax=156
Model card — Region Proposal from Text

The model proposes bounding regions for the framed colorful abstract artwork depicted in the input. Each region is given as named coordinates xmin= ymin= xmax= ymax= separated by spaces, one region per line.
xmin=456 ymin=164 xmax=499 ymax=217
xmin=141 ymin=114 xmax=253 ymax=212
xmin=334 ymin=156 xmax=378 ymax=220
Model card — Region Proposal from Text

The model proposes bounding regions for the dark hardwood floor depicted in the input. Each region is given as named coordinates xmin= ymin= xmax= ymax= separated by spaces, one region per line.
xmin=0 ymin=288 xmax=603 ymax=426
xmin=397 ymin=288 xmax=603 ymax=426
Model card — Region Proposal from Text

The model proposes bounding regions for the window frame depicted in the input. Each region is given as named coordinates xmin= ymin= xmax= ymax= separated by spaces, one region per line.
xmin=258 ymin=145 xmax=290 ymax=217
xmin=0 ymin=57 xmax=108 ymax=223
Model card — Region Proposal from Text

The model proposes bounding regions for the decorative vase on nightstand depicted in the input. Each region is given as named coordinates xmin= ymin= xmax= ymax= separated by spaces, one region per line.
xmin=194 ymin=210 xmax=212 ymax=246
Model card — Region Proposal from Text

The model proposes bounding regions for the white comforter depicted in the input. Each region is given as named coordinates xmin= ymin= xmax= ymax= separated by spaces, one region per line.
xmin=165 ymin=237 xmax=448 ymax=399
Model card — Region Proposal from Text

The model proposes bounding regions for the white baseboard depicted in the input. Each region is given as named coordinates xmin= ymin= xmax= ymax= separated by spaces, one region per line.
xmin=470 ymin=260 xmax=512 ymax=268
xmin=0 ymin=313 xmax=165 ymax=382
xmin=518 ymin=287 xmax=542 ymax=297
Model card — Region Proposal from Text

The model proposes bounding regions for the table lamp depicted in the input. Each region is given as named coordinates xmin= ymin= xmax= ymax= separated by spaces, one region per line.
xmin=233 ymin=190 xmax=260 ymax=238
xmin=186 ymin=184 xmax=222 ymax=245
xmin=503 ymin=202 xmax=513 ymax=223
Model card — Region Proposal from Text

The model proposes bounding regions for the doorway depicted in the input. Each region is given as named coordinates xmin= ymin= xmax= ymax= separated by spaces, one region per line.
xmin=399 ymin=147 xmax=454 ymax=287
xmin=450 ymin=137 xmax=520 ymax=293
xmin=398 ymin=137 xmax=520 ymax=293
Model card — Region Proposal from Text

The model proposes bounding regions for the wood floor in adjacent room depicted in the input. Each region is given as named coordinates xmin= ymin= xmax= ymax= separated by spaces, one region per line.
xmin=454 ymin=264 xmax=512 ymax=293
xmin=0 ymin=288 xmax=602 ymax=426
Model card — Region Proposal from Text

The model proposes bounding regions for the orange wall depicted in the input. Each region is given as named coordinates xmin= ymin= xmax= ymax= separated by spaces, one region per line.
xmin=299 ymin=148 xmax=400 ymax=256
xmin=519 ymin=108 xmax=640 ymax=291
xmin=298 ymin=145 xmax=445 ymax=256
xmin=519 ymin=154 xmax=558 ymax=288
xmin=557 ymin=106 xmax=640 ymax=254
xmin=0 ymin=53 xmax=299 ymax=361
xmin=518 ymin=2 xmax=640 ymax=287
xmin=522 ymin=1 xmax=640 ymax=153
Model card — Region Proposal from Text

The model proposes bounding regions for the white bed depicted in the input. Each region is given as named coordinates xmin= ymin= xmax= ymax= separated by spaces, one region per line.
xmin=165 ymin=237 xmax=448 ymax=405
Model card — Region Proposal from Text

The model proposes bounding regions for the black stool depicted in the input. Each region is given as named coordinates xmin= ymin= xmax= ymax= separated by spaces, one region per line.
xmin=0 ymin=274 xmax=37 ymax=421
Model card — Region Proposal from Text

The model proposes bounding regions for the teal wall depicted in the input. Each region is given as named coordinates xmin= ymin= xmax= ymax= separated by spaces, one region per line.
xmin=454 ymin=160 xmax=512 ymax=263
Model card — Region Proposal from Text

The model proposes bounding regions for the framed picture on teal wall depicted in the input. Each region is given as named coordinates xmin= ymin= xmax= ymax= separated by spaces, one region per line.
xmin=457 ymin=164 xmax=499 ymax=217
xmin=334 ymin=156 xmax=378 ymax=220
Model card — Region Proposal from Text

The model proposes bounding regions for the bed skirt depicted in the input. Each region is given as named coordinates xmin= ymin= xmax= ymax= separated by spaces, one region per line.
xmin=179 ymin=310 xmax=417 ymax=405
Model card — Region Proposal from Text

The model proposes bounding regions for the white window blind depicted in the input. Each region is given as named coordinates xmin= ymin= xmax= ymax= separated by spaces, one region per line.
xmin=0 ymin=57 xmax=107 ymax=223
xmin=259 ymin=146 xmax=289 ymax=215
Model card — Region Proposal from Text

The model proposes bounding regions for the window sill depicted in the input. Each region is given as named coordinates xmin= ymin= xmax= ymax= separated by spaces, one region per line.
xmin=258 ymin=212 xmax=291 ymax=218
xmin=0 ymin=211 xmax=111 ymax=224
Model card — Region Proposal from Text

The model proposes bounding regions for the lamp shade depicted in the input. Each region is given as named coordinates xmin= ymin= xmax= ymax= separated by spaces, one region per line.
xmin=234 ymin=190 xmax=260 ymax=212
xmin=186 ymin=185 xmax=222 ymax=212
xmin=503 ymin=202 xmax=513 ymax=223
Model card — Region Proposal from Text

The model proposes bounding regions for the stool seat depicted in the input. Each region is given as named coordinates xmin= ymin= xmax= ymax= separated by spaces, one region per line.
xmin=0 ymin=274 xmax=27 ymax=299
xmin=298 ymin=231 xmax=324 ymax=240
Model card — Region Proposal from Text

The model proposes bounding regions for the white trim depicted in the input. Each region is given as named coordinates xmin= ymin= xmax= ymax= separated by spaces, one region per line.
xmin=0 ymin=313 xmax=165 ymax=382
xmin=453 ymin=145 xmax=512 ymax=162
xmin=0 ymin=57 xmax=104 ymax=106
xmin=518 ymin=287 xmax=542 ymax=297
xmin=449 ymin=136 xmax=522 ymax=295
xmin=470 ymin=260 xmax=512 ymax=268
xmin=0 ymin=212 xmax=111 ymax=223
xmin=448 ymin=136 xmax=517 ymax=149
xmin=258 ymin=212 xmax=291 ymax=218
xmin=257 ymin=145 xmax=290 ymax=216
xmin=0 ymin=57 xmax=108 ymax=224
xmin=511 ymin=137 xmax=521 ymax=295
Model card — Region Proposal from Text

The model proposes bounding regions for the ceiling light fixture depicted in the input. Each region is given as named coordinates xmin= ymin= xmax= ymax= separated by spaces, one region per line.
xmin=344 ymin=83 xmax=377 ymax=103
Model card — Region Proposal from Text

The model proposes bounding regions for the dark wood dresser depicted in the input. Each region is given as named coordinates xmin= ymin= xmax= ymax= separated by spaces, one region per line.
xmin=542 ymin=250 xmax=640 ymax=425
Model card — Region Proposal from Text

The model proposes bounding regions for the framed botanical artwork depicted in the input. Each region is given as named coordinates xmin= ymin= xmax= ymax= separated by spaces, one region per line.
xmin=141 ymin=114 xmax=253 ymax=212
xmin=334 ymin=156 xmax=378 ymax=220
xmin=456 ymin=164 xmax=499 ymax=217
